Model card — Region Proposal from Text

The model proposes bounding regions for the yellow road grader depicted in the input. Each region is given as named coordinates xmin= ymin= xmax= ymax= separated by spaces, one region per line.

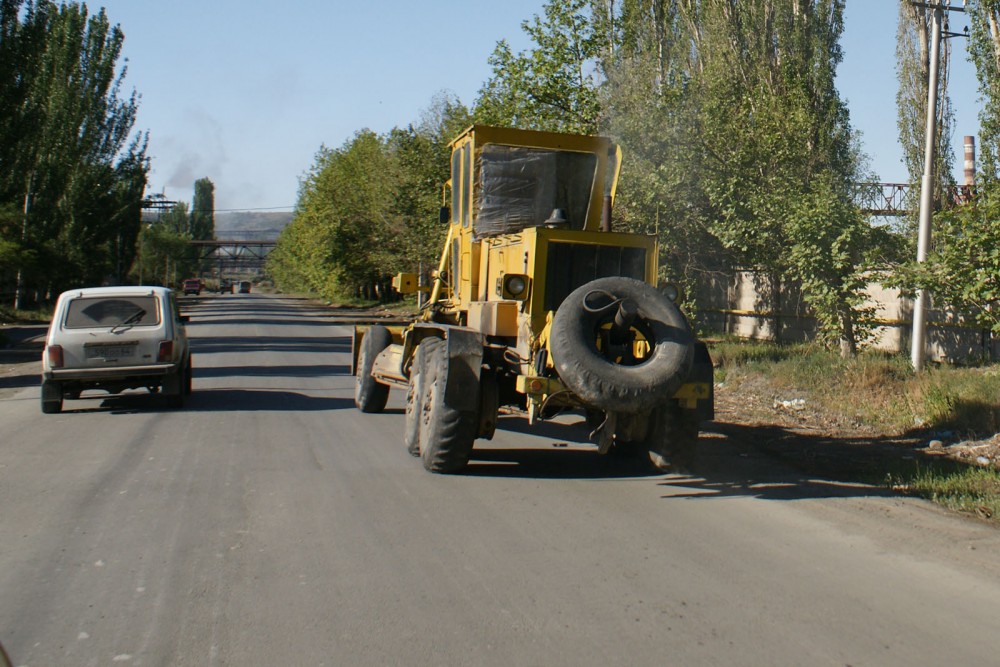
xmin=352 ymin=125 xmax=713 ymax=474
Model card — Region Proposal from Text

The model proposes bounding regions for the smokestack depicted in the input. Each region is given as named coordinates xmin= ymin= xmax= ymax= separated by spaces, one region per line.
xmin=964 ymin=135 xmax=976 ymax=188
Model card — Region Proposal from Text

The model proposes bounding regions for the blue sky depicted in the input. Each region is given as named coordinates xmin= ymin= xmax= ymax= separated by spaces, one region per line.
xmin=93 ymin=1 xmax=980 ymax=211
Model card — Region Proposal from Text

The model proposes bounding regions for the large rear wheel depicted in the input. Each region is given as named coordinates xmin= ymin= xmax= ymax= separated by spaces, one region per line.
xmin=645 ymin=405 xmax=699 ymax=474
xmin=418 ymin=337 xmax=478 ymax=474
xmin=354 ymin=325 xmax=392 ymax=413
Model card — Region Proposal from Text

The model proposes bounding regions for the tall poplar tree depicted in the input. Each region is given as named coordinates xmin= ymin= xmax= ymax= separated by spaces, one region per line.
xmin=0 ymin=1 xmax=147 ymax=302
xmin=968 ymin=0 xmax=1000 ymax=181
xmin=475 ymin=0 xmax=602 ymax=133
xmin=895 ymin=0 xmax=956 ymax=211
xmin=190 ymin=177 xmax=215 ymax=241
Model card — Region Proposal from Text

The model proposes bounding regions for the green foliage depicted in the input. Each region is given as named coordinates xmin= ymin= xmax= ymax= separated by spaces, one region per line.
xmin=895 ymin=1 xmax=955 ymax=208
xmin=133 ymin=202 xmax=197 ymax=285
xmin=475 ymin=0 xmax=602 ymax=133
xmin=190 ymin=177 xmax=215 ymax=241
xmin=900 ymin=183 xmax=1000 ymax=334
xmin=715 ymin=339 xmax=1000 ymax=436
xmin=270 ymin=93 xmax=470 ymax=302
xmin=967 ymin=0 xmax=1000 ymax=182
xmin=0 ymin=1 xmax=148 ymax=301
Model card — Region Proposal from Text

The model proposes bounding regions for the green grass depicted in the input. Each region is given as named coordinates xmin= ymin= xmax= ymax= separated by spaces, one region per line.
xmin=887 ymin=465 xmax=1000 ymax=521
xmin=712 ymin=339 xmax=1000 ymax=435
xmin=0 ymin=304 xmax=52 ymax=325
xmin=712 ymin=339 xmax=1000 ymax=522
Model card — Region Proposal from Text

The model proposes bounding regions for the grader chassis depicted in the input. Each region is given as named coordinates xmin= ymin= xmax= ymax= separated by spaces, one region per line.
xmin=352 ymin=125 xmax=713 ymax=474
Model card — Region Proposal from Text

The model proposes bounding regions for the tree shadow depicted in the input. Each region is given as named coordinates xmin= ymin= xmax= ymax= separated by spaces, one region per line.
xmin=0 ymin=371 xmax=39 ymax=390
xmin=193 ymin=364 xmax=349 ymax=379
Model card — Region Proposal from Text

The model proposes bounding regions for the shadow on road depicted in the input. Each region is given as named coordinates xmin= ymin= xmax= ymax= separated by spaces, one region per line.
xmin=459 ymin=413 xmax=912 ymax=500
xmin=193 ymin=364 xmax=349 ymax=379
xmin=58 ymin=388 xmax=354 ymax=414
xmin=191 ymin=336 xmax=351 ymax=356
xmin=0 ymin=371 xmax=38 ymax=390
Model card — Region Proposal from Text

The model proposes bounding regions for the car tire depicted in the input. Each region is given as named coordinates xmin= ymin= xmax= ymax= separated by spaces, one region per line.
xmin=40 ymin=380 xmax=63 ymax=414
xmin=184 ymin=356 xmax=193 ymax=395
xmin=354 ymin=325 xmax=392 ymax=413
xmin=165 ymin=364 xmax=185 ymax=409
xmin=550 ymin=276 xmax=694 ymax=414
xmin=418 ymin=337 xmax=477 ymax=474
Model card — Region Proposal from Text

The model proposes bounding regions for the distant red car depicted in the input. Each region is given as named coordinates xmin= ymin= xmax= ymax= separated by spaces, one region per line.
xmin=182 ymin=279 xmax=202 ymax=296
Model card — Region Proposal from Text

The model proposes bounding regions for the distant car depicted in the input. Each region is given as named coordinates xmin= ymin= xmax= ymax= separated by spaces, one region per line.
xmin=40 ymin=286 xmax=192 ymax=413
xmin=182 ymin=278 xmax=201 ymax=295
xmin=238 ymin=281 xmax=251 ymax=294
xmin=218 ymin=279 xmax=234 ymax=294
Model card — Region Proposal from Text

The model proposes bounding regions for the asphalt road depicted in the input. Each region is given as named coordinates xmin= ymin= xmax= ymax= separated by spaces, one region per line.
xmin=2 ymin=293 xmax=1000 ymax=666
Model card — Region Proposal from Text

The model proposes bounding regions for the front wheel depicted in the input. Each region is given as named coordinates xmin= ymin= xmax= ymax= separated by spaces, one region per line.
xmin=418 ymin=337 xmax=478 ymax=473
xmin=354 ymin=326 xmax=392 ymax=413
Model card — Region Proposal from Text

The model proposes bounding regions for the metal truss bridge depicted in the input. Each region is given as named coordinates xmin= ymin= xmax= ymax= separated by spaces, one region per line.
xmin=852 ymin=182 xmax=974 ymax=217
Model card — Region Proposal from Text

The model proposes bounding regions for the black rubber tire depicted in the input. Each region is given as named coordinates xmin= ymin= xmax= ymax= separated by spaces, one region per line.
xmin=40 ymin=380 xmax=63 ymax=414
xmin=550 ymin=276 xmax=694 ymax=414
xmin=418 ymin=337 xmax=477 ymax=474
xmin=165 ymin=364 xmax=185 ymax=409
xmin=184 ymin=356 xmax=193 ymax=395
xmin=404 ymin=339 xmax=433 ymax=456
xmin=354 ymin=325 xmax=392 ymax=413
xmin=645 ymin=405 xmax=699 ymax=474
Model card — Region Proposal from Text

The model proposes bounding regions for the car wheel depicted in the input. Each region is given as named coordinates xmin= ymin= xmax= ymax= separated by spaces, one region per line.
xmin=40 ymin=380 xmax=63 ymax=414
xmin=165 ymin=365 xmax=185 ymax=409
xmin=184 ymin=356 xmax=193 ymax=395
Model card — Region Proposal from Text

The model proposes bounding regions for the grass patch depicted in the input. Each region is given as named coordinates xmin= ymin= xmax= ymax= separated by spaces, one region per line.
xmin=0 ymin=304 xmax=52 ymax=324
xmin=711 ymin=340 xmax=1000 ymax=435
xmin=888 ymin=465 xmax=1000 ymax=521
xmin=711 ymin=339 xmax=1000 ymax=522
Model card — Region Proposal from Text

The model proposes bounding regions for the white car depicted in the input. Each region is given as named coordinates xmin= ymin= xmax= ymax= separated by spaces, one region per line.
xmin=40 ymin=286 xmax=192 ymax=413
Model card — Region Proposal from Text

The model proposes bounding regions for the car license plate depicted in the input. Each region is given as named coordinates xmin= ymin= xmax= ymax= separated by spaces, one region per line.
xmin=85 ymin=343 xmax=137 ymax=359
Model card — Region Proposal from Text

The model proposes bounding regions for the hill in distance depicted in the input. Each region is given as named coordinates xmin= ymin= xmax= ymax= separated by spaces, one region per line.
xmin=214 ymin=211 xmax=294 ymax=241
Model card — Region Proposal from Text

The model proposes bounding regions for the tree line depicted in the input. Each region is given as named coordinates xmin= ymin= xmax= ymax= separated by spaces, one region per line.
xmin=274 ymin=0 xmax=1000 ymax=356
xmin=0 ymin=0 xmax=219 ymax=308
xmin=0 ymin=0 xmax=148 ymax=307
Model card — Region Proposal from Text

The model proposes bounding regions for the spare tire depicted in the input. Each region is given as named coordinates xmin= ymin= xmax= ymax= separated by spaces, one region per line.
xmin=549 ymin=276 xmax=694 ymax=414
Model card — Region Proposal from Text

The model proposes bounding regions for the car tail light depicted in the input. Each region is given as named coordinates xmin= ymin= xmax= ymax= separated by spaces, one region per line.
xmin=157 ymin=340 xmax=173 ymax=362
xmin=47 ymin=345 xmax=64 ymax=368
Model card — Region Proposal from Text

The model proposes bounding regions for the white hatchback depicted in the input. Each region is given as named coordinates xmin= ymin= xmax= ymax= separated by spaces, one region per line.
xmin=40 ymin=286 xmax=192 ymax=413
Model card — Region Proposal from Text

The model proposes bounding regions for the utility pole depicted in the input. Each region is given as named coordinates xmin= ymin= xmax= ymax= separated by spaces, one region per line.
xmin=910 ymin=0 xmax=967 ymax=372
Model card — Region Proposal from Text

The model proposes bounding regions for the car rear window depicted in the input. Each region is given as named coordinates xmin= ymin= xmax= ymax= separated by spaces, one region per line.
xmin=64 ymin=296 xmax=161 ymax=329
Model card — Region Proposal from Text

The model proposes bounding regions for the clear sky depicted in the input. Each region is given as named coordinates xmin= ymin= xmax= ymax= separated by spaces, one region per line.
xmin=92 ymin=1 xmax=980 ymax=211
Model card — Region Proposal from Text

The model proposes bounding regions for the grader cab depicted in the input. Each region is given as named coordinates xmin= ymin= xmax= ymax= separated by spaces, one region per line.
xmin=352 ymin=125 xmax=713 ymax=474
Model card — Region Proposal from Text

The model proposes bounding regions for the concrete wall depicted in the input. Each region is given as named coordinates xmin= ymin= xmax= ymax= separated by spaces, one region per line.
xmin=694 ymin=270 xmax=998 ymax=363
